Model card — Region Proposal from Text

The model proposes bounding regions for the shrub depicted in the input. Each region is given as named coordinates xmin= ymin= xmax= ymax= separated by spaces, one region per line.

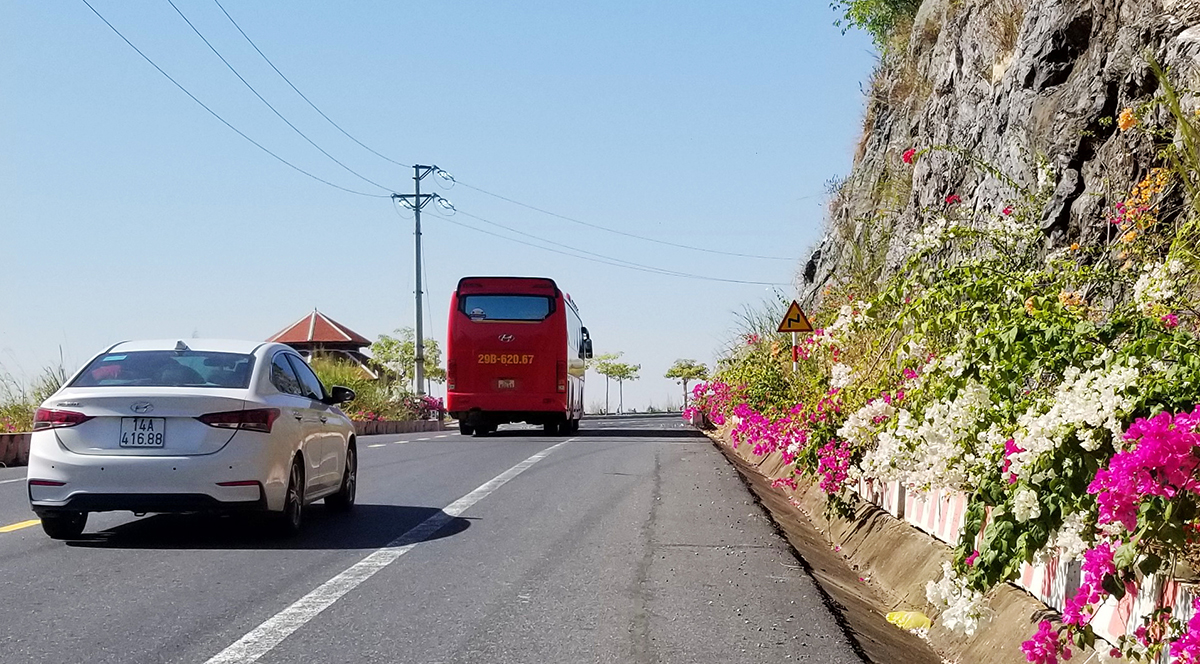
xmin=832 ymin=0 xmax=921 ymax=48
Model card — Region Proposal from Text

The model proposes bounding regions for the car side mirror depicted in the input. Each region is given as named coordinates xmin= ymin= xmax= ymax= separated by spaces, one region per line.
xmin=327 ymin=385 xmax=356 ymax=405
xmin=583 ymin=339 xmax=594 ymax=359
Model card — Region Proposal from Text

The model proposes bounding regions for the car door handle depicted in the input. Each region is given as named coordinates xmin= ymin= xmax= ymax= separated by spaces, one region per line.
xmin=294 ymin=414 xmax=303 ymax=421
xmin=319 ymin=416 xmax=328 ymax=423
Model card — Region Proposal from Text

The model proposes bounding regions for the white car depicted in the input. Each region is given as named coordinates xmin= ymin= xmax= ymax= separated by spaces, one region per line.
xmin=27 ymin=339 xmax=358 ymax=539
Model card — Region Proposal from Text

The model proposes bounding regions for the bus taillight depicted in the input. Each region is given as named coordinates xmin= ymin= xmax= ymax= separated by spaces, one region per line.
xmin=448 ymin=360 xmax=457 ymax=391
xmin=557 ymin=360 xmax=567 ymax=393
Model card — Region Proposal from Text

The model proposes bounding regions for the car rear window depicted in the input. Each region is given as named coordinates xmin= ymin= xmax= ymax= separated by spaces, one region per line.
xmin=71 ymin=351 xmax=256 ymax=389
xmin=462 ymin=295 xmax=553 ymax=321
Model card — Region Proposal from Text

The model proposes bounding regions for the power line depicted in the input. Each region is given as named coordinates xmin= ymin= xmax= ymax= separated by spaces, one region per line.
xmin=205 ymin=0 xmax=794 ymax=265
xmin=211 ymin=0 xmax=410 ymax=170
xmin=417 ymin=205 xmax=788 ymax=286
xmin=166 ymin=0 xmax=392 ymax=192
xmin=452 ymin=208 xmax=707 ymax=279
xmin=452 ymin=180 xmax=795 ymax=261
xmin=79 ymin=0 xmax=389 ymax=198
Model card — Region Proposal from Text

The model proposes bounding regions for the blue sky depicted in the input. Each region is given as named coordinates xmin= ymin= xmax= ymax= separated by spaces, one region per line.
xmin=1 ymin=1 xmax=875 ymax=410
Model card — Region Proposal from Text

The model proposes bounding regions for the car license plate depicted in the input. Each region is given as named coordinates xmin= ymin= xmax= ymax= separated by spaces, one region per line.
xmin=120 ymin=417 xmax=165 ymax=447
xmin=497 ymin=379 xmax=515 ymax=389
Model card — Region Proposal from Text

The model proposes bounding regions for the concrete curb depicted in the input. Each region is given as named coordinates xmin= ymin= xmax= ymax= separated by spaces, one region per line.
xmin=706 ymin=427 xmax=1087 ymax=664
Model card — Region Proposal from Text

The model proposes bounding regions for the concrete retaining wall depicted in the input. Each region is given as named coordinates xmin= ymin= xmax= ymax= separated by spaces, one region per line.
xmin=713 ymin=426 xmax=1098 ymax=663
xmin=0 ymin=433 xmax=31 ymax=467
xmin=352 ymin=420 xmax=446 ymax=436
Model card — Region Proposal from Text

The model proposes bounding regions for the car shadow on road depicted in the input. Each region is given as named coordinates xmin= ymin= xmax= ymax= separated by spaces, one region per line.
xmin=65 ymin=504 xmax=470 ymax=551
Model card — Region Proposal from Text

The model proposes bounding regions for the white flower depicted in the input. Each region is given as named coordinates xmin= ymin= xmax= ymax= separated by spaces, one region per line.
xmin=1013 ymin=489 xmax=1041 ymax=522
xmin=860 ymin=381 xmax=993 ymax=492
xmin=1009 ymin=362 xmax=1139 ymax=481
xmin=926 ymin=562 xmax=988 ymax=636
xmin=837 ymin=399 xmax=896 ymax=448
xmin=831 ymin=363 xmax=855 ymax=389
xmin=942 ymin=351 xmax=966 ymax=378
xmin=1133 ymin=259 xmax=1183 ymax=313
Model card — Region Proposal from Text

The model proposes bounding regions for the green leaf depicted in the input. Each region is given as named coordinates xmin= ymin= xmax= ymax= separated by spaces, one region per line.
xmin=1114 ymin=542 xmax=1139 ymax=570
xmin=1139 ymin=553 xmax=1163 ymax=577
xmin=1102 ymin=574 xmax=1126 ymax=599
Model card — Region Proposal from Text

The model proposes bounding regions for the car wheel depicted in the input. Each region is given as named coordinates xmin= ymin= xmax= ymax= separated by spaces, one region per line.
xmin=41 ymin=512 xmax=87 ymax=540
xmin=458 ymin=422 xmax=474 ymax=436
xmin=325 ymin=445 xmax=357 ymax=512
xmin=277 ymin=459 xmax=305 ymax=536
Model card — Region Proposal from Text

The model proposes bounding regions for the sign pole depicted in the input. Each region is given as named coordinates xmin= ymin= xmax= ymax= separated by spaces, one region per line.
xmin=792 ymin=331 xmax=798 ymax=373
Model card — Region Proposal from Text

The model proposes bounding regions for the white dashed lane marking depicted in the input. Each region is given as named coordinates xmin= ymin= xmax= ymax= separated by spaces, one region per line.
xmin=202 ymin=439 xmax=574 ymax=664
xmin=367 ymin=444 xmax=387 ymax=448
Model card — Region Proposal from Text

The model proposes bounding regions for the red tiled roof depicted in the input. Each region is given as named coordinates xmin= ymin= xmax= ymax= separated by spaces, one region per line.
xmin=268 ymin=310 xmax=371 ymax=346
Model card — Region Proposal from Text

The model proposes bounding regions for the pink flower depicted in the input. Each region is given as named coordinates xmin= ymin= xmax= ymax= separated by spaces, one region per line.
xmin=1163 ymin=314 xmax=1180 ymax=329
xmin=1171 ymin=597 xmax=1200 ymax=663
xmin=965 ymin=550 xmax=980 ymax=566
xmin=902 ymin=148 xmax=917 ymax=164
xmin=1003 ymin=206 xmax=1013 ymax=216
xmin=1022 ymin=620 xmax=1068 ymax=664
xmin=946 ymin=194 xmax=961 ymax=205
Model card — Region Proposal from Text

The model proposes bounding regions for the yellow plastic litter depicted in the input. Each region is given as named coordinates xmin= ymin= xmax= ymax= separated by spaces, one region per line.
xmin=886 ymin=611 xmax=933 ymax=630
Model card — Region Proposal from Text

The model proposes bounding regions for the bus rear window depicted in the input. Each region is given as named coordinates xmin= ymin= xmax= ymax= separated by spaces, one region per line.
xmin=462 ymin=295 xmax=553 ymax=321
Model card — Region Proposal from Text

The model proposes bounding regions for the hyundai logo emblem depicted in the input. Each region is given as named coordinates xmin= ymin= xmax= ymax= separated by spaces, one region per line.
xmin=130 ymin=402 xmax=154 ymax=414
xmin=498 ymin=334 xmax=515 ymax=342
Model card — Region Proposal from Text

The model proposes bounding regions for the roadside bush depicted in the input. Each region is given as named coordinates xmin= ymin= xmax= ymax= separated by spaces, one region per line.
xmin=689 ymin=59 xmax=1200 ymax=661
xmin=832 ymin=0 xmax=921 ymax=48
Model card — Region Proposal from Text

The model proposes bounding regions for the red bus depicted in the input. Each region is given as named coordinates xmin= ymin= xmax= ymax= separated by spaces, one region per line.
xmin=446 ymin=276 xmax=592 ymax=436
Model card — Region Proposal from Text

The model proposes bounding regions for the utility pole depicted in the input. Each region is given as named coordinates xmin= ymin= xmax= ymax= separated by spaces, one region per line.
xmin=392 ymin=165 xmax=439 ymax=396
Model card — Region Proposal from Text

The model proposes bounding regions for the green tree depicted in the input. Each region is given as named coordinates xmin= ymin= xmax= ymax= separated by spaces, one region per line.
xmin=664 ymin=359 xmax=708 ymax=409
xmin=370 ymin=328 xmax=445 ymax=393
xmin=609 ymin=362 xmax=641 ymax=414
xmin=591 ymin=352 xmax=622 ymax=414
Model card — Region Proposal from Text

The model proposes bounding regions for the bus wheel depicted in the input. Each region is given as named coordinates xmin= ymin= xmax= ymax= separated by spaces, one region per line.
xmin=473 ymin=426 xmax=490 ymax=437
xmin=458 ymin=422 xmax=474 ymax=436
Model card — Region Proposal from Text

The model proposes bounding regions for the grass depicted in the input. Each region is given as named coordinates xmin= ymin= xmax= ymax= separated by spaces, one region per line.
xmin=0 ymin=363 xmax=68 ymax=433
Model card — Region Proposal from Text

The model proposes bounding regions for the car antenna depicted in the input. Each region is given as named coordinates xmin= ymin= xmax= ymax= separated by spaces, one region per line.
xmin=174 ymin=340 xmax=190 ymax=354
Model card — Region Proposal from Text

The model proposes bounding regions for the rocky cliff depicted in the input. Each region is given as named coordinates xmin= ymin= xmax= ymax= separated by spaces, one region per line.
xmin=801 ymin=0 xmax=1200 ymax=305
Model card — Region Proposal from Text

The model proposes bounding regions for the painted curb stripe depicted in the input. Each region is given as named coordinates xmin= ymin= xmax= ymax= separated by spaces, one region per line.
xmin=204 ymin=438 xmax=574 ymax=664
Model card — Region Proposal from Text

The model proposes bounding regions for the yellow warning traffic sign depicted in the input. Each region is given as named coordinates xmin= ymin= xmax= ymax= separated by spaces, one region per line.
xmin=777 ymin=301 xmax=814 ymax=333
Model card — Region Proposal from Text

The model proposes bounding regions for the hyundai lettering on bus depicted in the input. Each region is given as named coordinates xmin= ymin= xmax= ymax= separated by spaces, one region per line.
xmin=446 ymin=276 xmax=592 ymax=435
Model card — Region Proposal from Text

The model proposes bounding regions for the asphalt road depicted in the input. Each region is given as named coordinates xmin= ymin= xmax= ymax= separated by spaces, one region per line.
xmin=0 ymin=415 xmax=861 ymax=664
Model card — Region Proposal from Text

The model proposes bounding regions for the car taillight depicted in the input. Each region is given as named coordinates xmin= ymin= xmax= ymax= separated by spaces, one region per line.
xmin=33 ymin=408 xmax=93 ymax=431
xmin=447 ymin=360 xmax=457 ymax=391
xmin=28 ymin=479 xmax=66 ymax=486
xmin=197 ymin=408 xmax=280 ymax=433
xmin=557 ymin=360 xmax=567 ymax=393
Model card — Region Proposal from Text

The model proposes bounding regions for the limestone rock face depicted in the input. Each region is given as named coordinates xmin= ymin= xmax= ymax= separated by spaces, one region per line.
xmin=800 ymin=0 xmax=1200 ymax=306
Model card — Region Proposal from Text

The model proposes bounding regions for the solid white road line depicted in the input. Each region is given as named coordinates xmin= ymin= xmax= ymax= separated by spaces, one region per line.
xmin=367 ymin=444 xmax=387 ymax=448
xmin=0 ymin=477 xmax=26 ymax=485
xmin=204 ymin=438 xmax=575 ymax=664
